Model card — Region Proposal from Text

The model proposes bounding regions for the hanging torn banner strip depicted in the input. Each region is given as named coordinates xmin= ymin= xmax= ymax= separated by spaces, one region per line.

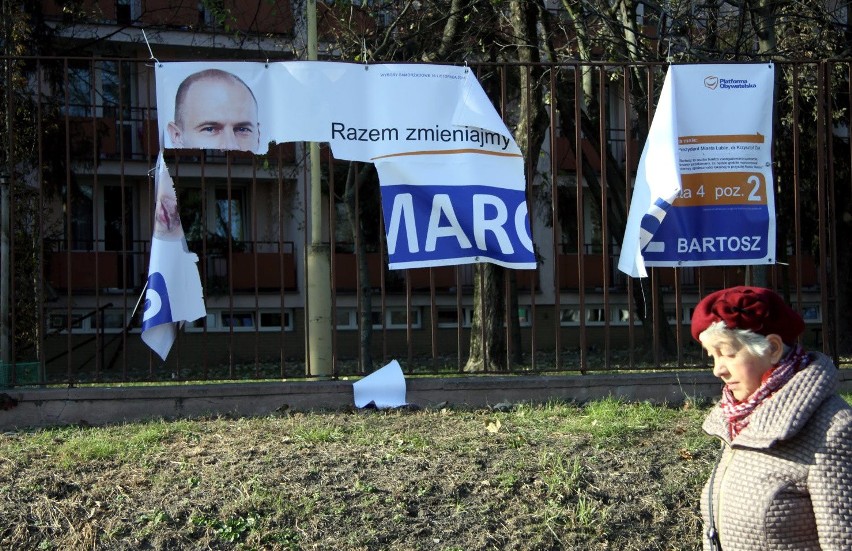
xmin=140 ymin=152 xmax=207 ymax=360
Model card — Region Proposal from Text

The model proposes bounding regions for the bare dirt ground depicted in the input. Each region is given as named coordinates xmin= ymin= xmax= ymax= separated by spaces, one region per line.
xmin=0 ymin=399 xmax=717 ymax=550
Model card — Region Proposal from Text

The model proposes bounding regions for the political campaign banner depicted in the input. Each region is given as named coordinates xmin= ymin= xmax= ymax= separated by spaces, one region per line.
xmin=154 ymin=61 xmax=535 ymax=270
xmin=618 ymin=63 xmax=776 ymax=277
xmin=141 ymin=152 xmax=207 ymax=360
xmin=374 ymin=153 xmax=532 ymax=269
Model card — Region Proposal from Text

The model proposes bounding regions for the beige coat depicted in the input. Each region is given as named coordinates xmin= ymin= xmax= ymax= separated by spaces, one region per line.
xmin=701 ymin=353 xmax=852 ymax=550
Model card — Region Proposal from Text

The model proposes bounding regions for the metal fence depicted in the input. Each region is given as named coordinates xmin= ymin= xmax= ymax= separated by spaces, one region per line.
xmin=0 ymin=57 xmax=847 ymax=386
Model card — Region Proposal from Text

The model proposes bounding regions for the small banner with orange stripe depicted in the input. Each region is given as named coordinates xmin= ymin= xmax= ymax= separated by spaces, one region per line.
xmin=619 ymin=63 xmax=776 ymax=277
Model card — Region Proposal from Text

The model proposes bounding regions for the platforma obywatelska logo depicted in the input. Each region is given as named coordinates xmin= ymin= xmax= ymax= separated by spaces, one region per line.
xmin=704 ymin=76 xmax=758 ymax=90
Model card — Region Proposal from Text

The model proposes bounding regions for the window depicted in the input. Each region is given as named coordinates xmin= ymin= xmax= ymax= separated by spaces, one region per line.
xmin=560 ymin=308 xmax=582 ymax=325
xmin=387 ymin=308 xmax=420 ymax=329
xmin=64 ymin=60 xmax=138 ymax=159
xmin=436 ymin=307 xmax=472 ymax=328
xmin=336 ymin=309 xmax=357 ymax=330
xmin=48 ymin=309 xmax=131 ymax=333
xmin=67 ymin=65 xmax=93 ymax=117
xmin=802 ymin=305 xmax=821 ymax=323
xmin=615 ymin=307 xmax=633 ymax=324
xmin=260 ymin=311 xmax=293 ymax=330
xmin=515 ymin=307 xmax=532 ymax=327
xmin=90 ymin=310 xmax=128 ymax=332
xmin=102 ymin=185 xmax=135 ymax=252
xmin=68 ymin=183 xmax=94 ymax=250
xmin=179 ymin=186 xmax=247 ymax=245
xmin=557 ymin=186 xmax=604 ymax=254
xmin=336 ymin=308 xmax=421 ymax=330
xmin=330 ymin=163 xmax=384 ymax=252
xmin=665 ymin=307 xmax=691 ymax=325
xmin=587 ymin=308 xmax=606 ymax=324
xmin=115 ymin=0 xmax=141 ymax=24
xmin=65 ymin=61 xmax=132 ymax=119
xmin=369 ymin=310 xmax=384 ymax=327
xmin=435 ymin=307 xmax=528 ymax=328
xmin=61 ymin=182 xmax=135 ymax=254
xmin=48 ymin=311 xmax=84 ymax=332
xmin=189 ymin=314 xmax=216 ymax=331
xmin=665 ymin=309 xmax=679 ymax=325
xmin=559 ymin=307 xmax=612 ymax=326
xmin=187 ymin=310 xmax=294 ymax=332
xmin=215 ymin=188 xmax=244 ymax=241
xmin=200 ymin=0 xmax=225 ymax=28
xmin=222 ymin=311 xmax=255 ymax=329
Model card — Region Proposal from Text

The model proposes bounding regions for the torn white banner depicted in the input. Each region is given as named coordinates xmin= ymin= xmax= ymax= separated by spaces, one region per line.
xmin=140 ymin=152 xmax=207 ymax=360
xmin=154 ymin=62 xmax=535 ymax=270
xmin=618 ymin=68 xmax=681 ymax=278
xmin=618 ymin=64 xmax=775 ymax=276
xmin=353 ymin=360 xmax=408 ymax=409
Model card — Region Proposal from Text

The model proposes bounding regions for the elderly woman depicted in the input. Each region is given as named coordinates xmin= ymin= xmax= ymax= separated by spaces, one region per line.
xmin=691 ymin=286 xmax=852 ymax=550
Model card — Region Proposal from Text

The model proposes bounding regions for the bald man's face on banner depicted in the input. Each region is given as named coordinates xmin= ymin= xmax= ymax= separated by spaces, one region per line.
xmin=167 ymin=71 xmax=260 ymax=152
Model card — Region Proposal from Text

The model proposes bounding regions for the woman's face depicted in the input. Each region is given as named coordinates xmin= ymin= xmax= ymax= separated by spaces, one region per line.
xmin=700 ymin=334 xmax=775 ymax=401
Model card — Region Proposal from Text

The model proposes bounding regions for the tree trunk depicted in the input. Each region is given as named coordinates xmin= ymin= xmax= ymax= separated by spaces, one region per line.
xmin=465 ymin=263 xmax=507 ymax=372
xmin=343 ymin=162 xmax=373 ymax=372
xmin=465 ymin=0 xmax=549 ymax=371
xmin=748 ymin=0 xmax=778 ymax=56
xmin=289 ymin=0 xmax=308 ymax=59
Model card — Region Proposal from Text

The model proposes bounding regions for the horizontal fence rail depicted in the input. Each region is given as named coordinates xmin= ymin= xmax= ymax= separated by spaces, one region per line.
xmin=0 ymin=57 xmax=847 ymax=387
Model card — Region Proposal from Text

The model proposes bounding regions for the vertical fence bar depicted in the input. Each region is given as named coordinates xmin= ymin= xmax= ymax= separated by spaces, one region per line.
xmin=429 ymin=267 xmax=438 ymax=373
xmin=623 ymin=64 xmax=635 ymax=370
xmin=526 ymin=62 xmax=536 ymax=372
xmin=226 ymin=154 xmax=235 ymax=378
xmin=815 ymin=62 xmax=831 ymax=358
xmin=378 ymin=195 xmax=388 ymax=366
xmin=116 ymin=59 xmax=127 ymax=380
xmin=825 ymin=61 xmax=840 ymax=360
xmin=354 ymin=162 xmax=364 ymax=374
xmin=62 ymin=58 xmax=73 ymax=383
xmin=276 ymin=149 xmax=287 ymax=378
xmin=550 ymin=67 xmax=562 ymax=371
xmin=36 ymin=59 xmax=45 ymax=384
xmin=647 ymin=67 xmax=661 ymax=369
xmin=327 ymin=149 xmax=338 ymax=376
xmin=790 ymin=64 xmax=804 ymax=332
xmin=455 ymin=265 xmax=462 ymax=372
xmin=91 ymin=59 xmax=102 ymax=381
xmin=7 ymin=57 xmax=16 ymax=383
xmin=574 ymin=62 xmax=587 ymax=373
xmin=597 ymin=65 xmax=611 ymax=371
xmin=251 ymin=158 xmax=260 ymax=377
xmin=301 ymin=142 xmax=310 ymax=375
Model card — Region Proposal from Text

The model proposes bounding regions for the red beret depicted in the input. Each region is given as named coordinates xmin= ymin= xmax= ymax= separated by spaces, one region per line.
xmin=690 ymin=286 xmax=804 ymax=344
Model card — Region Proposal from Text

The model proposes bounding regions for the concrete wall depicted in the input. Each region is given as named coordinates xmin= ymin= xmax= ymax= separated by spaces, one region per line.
xmin=3 ymin=370 xmax=851 ymax=430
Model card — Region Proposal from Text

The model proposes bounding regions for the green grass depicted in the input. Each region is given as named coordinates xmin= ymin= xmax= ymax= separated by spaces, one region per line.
xmin=2 ymin=397 xmax=848 ymax=550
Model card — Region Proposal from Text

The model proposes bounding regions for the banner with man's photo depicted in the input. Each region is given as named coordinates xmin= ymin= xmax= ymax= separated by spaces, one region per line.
xmin=154 ymin=62 xmax=536 ymax=270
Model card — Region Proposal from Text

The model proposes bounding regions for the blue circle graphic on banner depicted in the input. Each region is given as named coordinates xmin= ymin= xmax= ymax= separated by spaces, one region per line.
xmin=142 ymin=272 xmax=173 ymax=330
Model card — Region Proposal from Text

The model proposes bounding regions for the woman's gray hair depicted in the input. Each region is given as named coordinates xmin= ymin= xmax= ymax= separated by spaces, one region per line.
xmin=698 ymin=320 xmax=778 ymax=358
